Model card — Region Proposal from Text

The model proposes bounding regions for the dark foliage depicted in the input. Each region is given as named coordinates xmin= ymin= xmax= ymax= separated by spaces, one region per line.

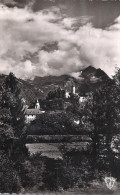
xmin=1 ymin=68 xmax=120 ymax=193
xmin=0 ymin=155 xmax=22 ymax=193
xmin=27 ymin=111 xmax=93 ymax=135
xmin=0 ymin=73 xmax=27 ymax=193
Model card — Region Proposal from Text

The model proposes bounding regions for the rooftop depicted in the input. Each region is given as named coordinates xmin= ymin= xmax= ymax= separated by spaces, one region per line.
xmin=25 ymin=109 xmax=44 ymax=115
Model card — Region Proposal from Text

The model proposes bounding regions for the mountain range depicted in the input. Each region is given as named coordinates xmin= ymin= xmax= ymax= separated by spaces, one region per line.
xmin=0 ymin=66 xmax=112 ymax=105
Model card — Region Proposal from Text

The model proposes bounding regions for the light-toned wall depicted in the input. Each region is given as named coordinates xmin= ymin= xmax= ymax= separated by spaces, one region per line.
xmin=25 ymin=115 xmax=36 ymax=123
xmin=65 ymin=91 xmax=70 ymax=98
xmin=73 ymin=86 xmax=76 ymax=94
xmin=79 ymin=97 xmax=86 ymax=103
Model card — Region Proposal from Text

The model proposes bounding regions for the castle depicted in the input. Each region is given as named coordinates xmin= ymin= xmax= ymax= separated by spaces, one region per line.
xmin=65 ymin=84 xmax=86 ymax=103
xmin=65 ymin=84 xmax=76 ymax=98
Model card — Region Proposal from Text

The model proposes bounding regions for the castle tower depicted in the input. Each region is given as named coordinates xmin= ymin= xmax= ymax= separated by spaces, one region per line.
xmin=35 ymin=99 xmax=40 ymax=109
xmin=71 ymin=84 xmax=75 ymax=94
xmin=64 ymin=83 xmax=70 ymax=99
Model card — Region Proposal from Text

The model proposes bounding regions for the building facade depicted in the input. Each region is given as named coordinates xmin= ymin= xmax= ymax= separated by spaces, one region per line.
xmin=25 ymin=100 xmax=45 ymax=123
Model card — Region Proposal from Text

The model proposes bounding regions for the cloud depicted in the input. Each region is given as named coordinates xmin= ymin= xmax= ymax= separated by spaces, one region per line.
xmin=0 ymin=4 xmax=120 ymax=79
xmin=62 ymin=16 xmax=93 ymax=30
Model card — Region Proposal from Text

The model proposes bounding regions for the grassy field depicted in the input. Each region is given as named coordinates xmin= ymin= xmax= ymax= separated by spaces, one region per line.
xmin=26 ymin=143 xmax=62 ymax=159
xmin=27 ymin=135 xmax=92 ymax=143
xmin=26 ymin=141 xmax=90 ymax=159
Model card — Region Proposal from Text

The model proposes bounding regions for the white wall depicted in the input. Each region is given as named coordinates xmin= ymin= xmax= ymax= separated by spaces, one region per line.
xmin=25 ymin=115 xmax=36 ymax=123
xmin=79 ymin=97 xmax=86 ymax=103
xmin=65 ymin=92 xmax=70 ymax=98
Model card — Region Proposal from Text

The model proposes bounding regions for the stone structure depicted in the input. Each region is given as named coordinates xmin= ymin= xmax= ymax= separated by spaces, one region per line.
xmin=65 ymin=91 xmax=70 ymax=99
xmin=25 ymin=100 xmax=45 ymax=123
xmin=35 ymin=99 xmax=40 ymax=109
xmin=65 ymin=83 xmax=76 ymax=98
xmin=71 ymin=84 xmax=76 ymax=95
xmin=79 ymin=96 xmax=87 ymax=103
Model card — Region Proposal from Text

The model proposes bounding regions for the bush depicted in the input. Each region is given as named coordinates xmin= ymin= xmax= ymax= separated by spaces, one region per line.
xmin=0 ymin=155 xmax=21 ymax=193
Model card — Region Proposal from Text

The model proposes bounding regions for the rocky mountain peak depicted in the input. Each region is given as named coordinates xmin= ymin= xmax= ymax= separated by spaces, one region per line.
xmin=81 ymin=66 xmax=109 ymax=80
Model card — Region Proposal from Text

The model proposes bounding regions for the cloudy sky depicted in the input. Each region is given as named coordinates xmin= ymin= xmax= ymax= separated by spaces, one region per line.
xmin=0 ymin=0 xmax=120 ymax=79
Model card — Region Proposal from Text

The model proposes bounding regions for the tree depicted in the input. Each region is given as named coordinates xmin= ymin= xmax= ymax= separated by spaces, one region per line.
xmin=5 ymin=72 xmax=17 ymax=93
xmin=80 ymin=69 xmax=120 ymax=178
xmin=0 ymin=73 xmax=28 ymax=193
xmin=2 ymin=73 xmax=27 ymax=138
xmin=0 ymin=155 xmax=21 ymax=193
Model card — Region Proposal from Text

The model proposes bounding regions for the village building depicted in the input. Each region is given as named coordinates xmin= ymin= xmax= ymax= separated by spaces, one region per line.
xmin=65 ymin=91 xmax=70 ymax=99
xmin=79 ymin=96 xmax=87 ymax=103
xmin=35 ymin=99 xmax=40 ymax=109
xmin=64 ymin=83 xmax=87 ymax=105
xmin=25 ymin=100 xmax=45 ymax=123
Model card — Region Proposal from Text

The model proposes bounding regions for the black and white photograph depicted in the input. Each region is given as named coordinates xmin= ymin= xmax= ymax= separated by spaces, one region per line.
xmin=0 ymin=0 xmax=120 ymax=194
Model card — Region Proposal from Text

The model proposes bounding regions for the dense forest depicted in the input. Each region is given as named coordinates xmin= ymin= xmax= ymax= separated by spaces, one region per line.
xmin=1 ymin=70 xmax=120 ymax=193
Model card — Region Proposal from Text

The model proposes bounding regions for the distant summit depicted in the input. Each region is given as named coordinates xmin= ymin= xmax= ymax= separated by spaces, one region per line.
xmin=81 ymin=66 xmax=109 ymax=80
xmin=81 ymin=66 xmax=96 ymax=78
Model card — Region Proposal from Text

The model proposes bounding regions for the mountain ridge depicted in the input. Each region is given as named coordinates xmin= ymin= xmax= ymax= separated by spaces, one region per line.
xmin=0 ymin=66 xmax=112 ymax=105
